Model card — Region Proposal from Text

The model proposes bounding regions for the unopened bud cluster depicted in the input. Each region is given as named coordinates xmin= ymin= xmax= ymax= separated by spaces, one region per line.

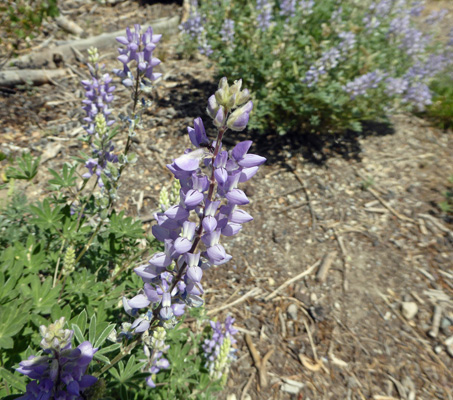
xmin=39 ymin=317 xmax=73 ymax=352
xmin=207 ymin=78 xmax=252 ymax=131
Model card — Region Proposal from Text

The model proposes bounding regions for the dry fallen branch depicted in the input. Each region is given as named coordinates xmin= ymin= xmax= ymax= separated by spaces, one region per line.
xmin=316 ymin=251 xmax=337 ymax=282
xmin=244 ymin=334 xmax=274 ymax=389
xmin=0 ymin=69 xmax=68 ymax=87
xmin=55 ymin=14 xmax=84 ymax=36
xmin=207 ymin=287 xmax=262 ymax=315
xmin=11 ymin=16 xmax=180 ymax=69
xmin=264 ymin=259 xmax=320 ymax=301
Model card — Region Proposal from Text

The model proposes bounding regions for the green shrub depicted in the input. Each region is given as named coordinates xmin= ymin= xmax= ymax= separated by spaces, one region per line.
xmin=180 ymin=0 xmax=453 ymax=135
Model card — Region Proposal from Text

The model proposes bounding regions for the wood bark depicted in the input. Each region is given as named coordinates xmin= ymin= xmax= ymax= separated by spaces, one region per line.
xmin=11 ymin=16 xmax=180 ymax=69
xmin=0 ymin=69 xmax=67 ymax=87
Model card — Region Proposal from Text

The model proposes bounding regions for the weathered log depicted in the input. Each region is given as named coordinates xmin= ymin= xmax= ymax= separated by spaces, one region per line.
xmin=0 ymin=69 xmax=67 ymax=87
xmin=55 ymin=14 xmax=84 ymax=37
xmin=11 ymin=16 xmax=180 ymax=69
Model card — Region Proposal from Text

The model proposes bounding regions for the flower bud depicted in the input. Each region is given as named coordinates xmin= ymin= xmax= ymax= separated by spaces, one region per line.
xmin=206 ymin=94 xmax=220 ymax=119
xmin=229 ymin=79 xmax=242 ymax=95
xmin=235 ymin=88 xmax=250 ymax=107
xmin=213 ymin=106 xmax=226 ymax=128
xmin=226 ymin=101 xmax=253 ymax=131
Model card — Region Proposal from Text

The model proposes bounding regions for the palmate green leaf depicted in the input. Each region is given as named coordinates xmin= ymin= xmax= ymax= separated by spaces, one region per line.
xmin=89 ymin=314 xmax=97 ymax=344
xmin=48 ymin=163 xmax=77 ymax=188
xmin=108 ymin=211 xmax=144 ymax=239
xmin=0 ymin=366 xmax=26 ymax=392
xmin=75 ymin=309 xmax=88 ymax=335
xmin=94 ymin=324 xmax=116 ymax=349
xmin=94 ymin=353 xmax=111 ymax=364
xmin=19 ymin=276 xmax=61 ymax=314
xmin=29 ymin=198 xmax=64 ymax=230
xmin=0 ymin=299 xmax=31 ymax=349
xmin=5 ymin=153 xmax=40 ymax=181
xmin=96 ymin=342 xmax=121 ymax=355
xmin=71 ymin=324 xmax=85 ymax=344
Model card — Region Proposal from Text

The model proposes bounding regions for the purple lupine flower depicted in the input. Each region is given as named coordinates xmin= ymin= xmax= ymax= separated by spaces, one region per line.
xmin=114 ymin=24 xmax=162 ymax=86
xmin=279 ymin=0 xmax=297 ymax=18
xmin=400 ymin=28 xmax=430 ymax=56
xmin=298 ymin=0 xmax=314 ymax=16
xmin=320 ymin=48 xmax=341 ymax=70
xmin=256 ymin=0 xmax=273 ymax=31
xmin=410 ymin=1 xmax=425 ymax=17
xmin=17 ymin=319 xmax=97 ymax=399
xmin=142 ymin=327 xmax=170 ymax=388
xmin=81 ymin=72 xmax=115 ymax=135
xmin=385 ymin=77 xmax=409 ymax=96
xmin=338 ymin=31 xmax=356 ymax=54
xmin=125 ymin=78 xmax=265 ymax=335
xmin=344 ymin=71 xmax=384 ymax=99
xmin=220 ymin=19 xmax=235 ymax=43
xmin=202 ymin=316 xmax=238 ymax=381
xmin=425 ymin=9 xmax=448 ymax=25
xmin=179 ymin=0 xmax=205 ymax=39
xmin=403 ymin=82 xmax=432 ymax=111
xmin=303 ymin=64 xmax=326 ymax=87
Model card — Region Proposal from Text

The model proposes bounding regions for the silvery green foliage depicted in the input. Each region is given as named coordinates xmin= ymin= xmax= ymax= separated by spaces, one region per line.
xmin=181 ymin=0 xmax=453 ymax=134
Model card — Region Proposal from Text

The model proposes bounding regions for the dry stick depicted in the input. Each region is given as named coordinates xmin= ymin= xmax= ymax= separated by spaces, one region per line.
xmin=316 ymin=251 xmax=337 ymax=282
xmin=302 ymin=317 xmax=318 ymax=361
xmin=241 ymin=372 xmax=256 ymax=400
xmin=207 ymin=287 xmax=261 ymax=315
xmin=264 ymin=260 xmax=320 ymax=301
xmin=244 ymin=334 xmax=273 ymax=389
xmin=333 ymin=229 xmax=349 ymax=291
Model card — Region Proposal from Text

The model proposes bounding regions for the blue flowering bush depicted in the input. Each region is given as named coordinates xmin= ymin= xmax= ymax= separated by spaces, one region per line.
xmin=0 ymin=23 xmax=264 ymax=399
xmin=180 ymin=0 xmax=453 ymax=134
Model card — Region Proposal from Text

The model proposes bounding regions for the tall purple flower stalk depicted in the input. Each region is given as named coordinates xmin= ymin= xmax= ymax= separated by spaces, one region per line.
xmin=16 ymin=318 xmax=97 ymax=400
xmin=256 ymin=0 xmax=273 ymax=31
xmin=125 ymin=76 xmax=263 ymax=333
xmin=114 ymin=24 xmax=162 ymax=87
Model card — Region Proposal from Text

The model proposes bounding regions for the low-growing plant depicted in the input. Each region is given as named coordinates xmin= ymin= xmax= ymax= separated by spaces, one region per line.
xmin=426 ymin=74 xmax=453 ymax=130
xmin=0 ymin=23 xmax=264 ymax=399
xmin=0 ymin=0 xmax=59 ymax=51
xmin=179 ymin=0 xmax=453 ymax=135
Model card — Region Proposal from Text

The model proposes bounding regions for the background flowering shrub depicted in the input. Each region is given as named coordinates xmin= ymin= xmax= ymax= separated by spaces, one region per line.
xmin=180 ymin=0 xmax=453 ymax=134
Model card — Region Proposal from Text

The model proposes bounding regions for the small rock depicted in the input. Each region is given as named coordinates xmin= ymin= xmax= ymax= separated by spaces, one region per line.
xmin=268 ymin=277 xmax=276 ymax=286
xmin=287 ymin=304 xmax=298 ymax=320
xmin=226 ymin=395 xmax=237 ymax=400
xmin=310 ymin=293 xmax=318 ymax=303
xmin=281 ymin=383 xmax=302 ymax=394
xmin=434 ymin=345 xmax=443 ymax=354
xmin=401 ymin=301 xmax=418 ymax=320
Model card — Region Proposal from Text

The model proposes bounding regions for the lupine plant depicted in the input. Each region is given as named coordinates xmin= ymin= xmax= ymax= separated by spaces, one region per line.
xmin=0 ymin=22 xmax=263 ymax=399
xmin=179 ymin=0 xmax=453 ymax=134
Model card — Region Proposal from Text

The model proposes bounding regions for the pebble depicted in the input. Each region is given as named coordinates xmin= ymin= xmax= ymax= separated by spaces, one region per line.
xmin=401 ymin=301 xmax=418 ymax=320
xmin=226 ymin=395 xmax=237 ymax=400
xmin=287 ymin=304 xmax=298 ymax=320
xmin=268 ymin=277 xmax=275 ymax=286
xmin=281 ymin=383 xmax=302 ymax=394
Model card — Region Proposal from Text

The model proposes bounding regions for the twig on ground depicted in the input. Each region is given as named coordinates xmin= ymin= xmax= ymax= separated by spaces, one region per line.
xmin=207 ymin=287 xmax=261 ymax=315
xmin=241 ymin=372 xmax=256 ymax=400
xmin=316 ymin=251 xmax=337 ymax=282
xmin=264 ymin=260 xmax=320 ymax=301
